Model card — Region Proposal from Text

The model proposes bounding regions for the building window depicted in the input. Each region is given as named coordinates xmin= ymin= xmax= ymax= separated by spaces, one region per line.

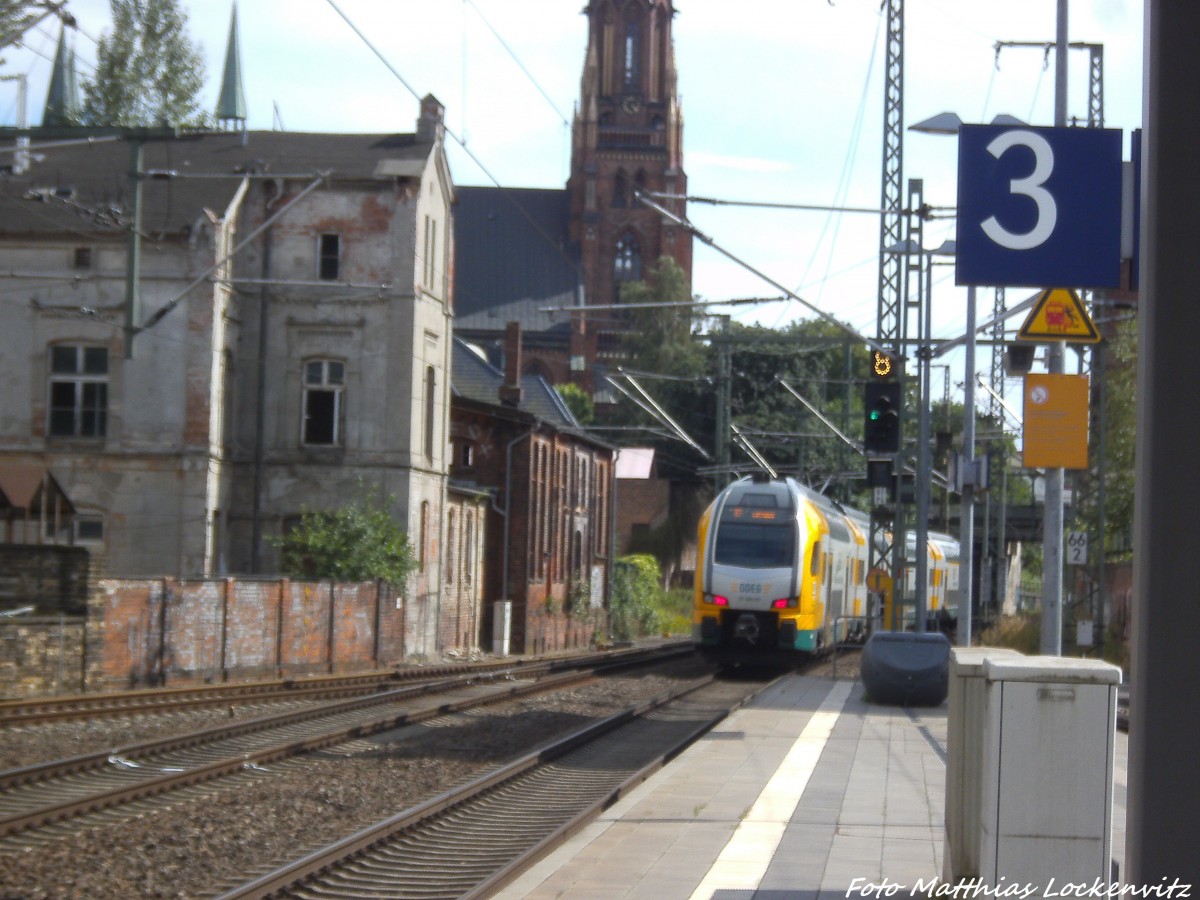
xmin=460 ymin=443 xmax=474 ymax=467
xmin=465 ymin=512 xmax=475 ymax=584
xmin=77 ymin=515 xmax=104 ymax=541
xmin=423 ymin=216 xmax=438 ymax=289
xmin=318 ymin=234 xmax=340 ymax=280
xmin=419 ymin=500 xmax=430 ymax=573
xmin=446 ymin=510 xmax=457 ymax=584
xmin=73 ymin=247 xmax=92 ymax=269
xmin=302 ymin=359 xmax=344 ymax=446
xmin=623 ymin=19 xmax=640 ymax=86
xmin=48 ymin=344 xmax=108 ymax=438
xmin=614 ymin=234 xmax=642 ymax=297
xmin=424 ymin=366 xmax=436 ymax=461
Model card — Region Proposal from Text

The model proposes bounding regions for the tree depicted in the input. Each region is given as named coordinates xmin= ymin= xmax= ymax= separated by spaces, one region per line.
xmin=81 ymin=0 xmax=206 ymax=127
xmin=555 ymin=382 xmax=595 ymax=426
xmin=0 ymin=4 xmax=53 ymax=62
xmin=725 ymin=318 xmax=872 ymax=503
xmin=1100 ymin=316 xmax=1138 ymax=559
xmin=275 ymin=486 xmax=416 ymax=586
xmin=613 ymin=256 xmax=714 ymax=477
xmin=619 ymin=256 xmax=708 ymax=382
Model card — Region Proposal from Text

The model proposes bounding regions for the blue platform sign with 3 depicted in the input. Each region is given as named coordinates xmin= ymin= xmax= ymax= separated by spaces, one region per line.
xmin=955 ymin=124 xmax=1123 ymax=289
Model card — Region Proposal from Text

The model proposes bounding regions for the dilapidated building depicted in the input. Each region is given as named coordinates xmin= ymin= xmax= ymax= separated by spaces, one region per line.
xmin=0 ymin=99 xmax=458 ymax=651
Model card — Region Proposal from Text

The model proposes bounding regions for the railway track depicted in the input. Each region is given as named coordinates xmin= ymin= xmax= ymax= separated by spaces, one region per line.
xmin=213 ymin=672 xmax=776 ymax=899
xmin=0 ymin=645 xmax=682 ymax=726
xmin=0 ymin=643 xmax=694 ymax=847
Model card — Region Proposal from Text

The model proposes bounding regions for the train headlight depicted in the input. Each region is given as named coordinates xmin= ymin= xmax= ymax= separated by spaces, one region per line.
xmin=706 ymin=594 xmax=729 ymax=606
xmin=771 ymin=598 xmax=798 ymax=609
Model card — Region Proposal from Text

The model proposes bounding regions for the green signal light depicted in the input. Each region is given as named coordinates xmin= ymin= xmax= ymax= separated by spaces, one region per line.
xmin=869 ymin=410 xmax=882 ymax=421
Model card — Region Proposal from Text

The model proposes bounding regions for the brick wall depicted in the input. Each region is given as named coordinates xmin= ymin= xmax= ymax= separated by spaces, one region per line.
xmin=0 ymin=545 xmax=90 ymax=614
xmin=79 ymin=577 xmax=420 ymax=691
xmin=0 ymin=616 xmax=86 ymax=696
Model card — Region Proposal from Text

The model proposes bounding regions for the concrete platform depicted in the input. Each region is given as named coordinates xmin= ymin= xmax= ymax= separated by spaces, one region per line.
xmin=495 ymin=672 xmax=1129 ymax=900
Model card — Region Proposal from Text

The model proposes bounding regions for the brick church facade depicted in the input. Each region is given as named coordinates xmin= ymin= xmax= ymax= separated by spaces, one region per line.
xmin=454 ymin=0 xmax=692 ymax=399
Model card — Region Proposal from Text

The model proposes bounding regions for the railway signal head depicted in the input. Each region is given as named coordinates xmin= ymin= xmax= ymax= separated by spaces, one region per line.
xmin=864 ymin=381 xmax=902 ymax=454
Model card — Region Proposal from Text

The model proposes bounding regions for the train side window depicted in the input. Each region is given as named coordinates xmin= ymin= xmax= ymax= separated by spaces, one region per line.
xmin=810 ymin=542 xmax=821 ymax=576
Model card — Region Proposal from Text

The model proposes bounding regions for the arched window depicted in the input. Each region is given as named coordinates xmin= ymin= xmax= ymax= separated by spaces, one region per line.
xmin=623 ymin=13 xmax=640 ymax=87
xmin=613 ymin=234 xmax=642 ymax=293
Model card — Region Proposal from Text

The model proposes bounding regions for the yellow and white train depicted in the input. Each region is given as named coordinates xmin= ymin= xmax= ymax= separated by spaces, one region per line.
xmin=693 ymin=475 xmax=960 ymax=659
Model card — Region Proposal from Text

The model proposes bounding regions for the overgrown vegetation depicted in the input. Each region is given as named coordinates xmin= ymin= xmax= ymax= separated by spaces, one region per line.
xmin=608 ymin=554 xmax=693 ymax=641
xmin=979 ymin=611 xmax=1128 ymax=670
xmin=274 ymin=484 xmax=416 ymax=586
xmin=979 ymin=613 xmax=1042 ymax=655
xmin=609 ymin=555 xmax=661 ymax=641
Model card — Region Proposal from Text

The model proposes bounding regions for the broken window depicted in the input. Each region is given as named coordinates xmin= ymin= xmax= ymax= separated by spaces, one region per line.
xmin=302 ymin=359 xmax=344 ymax=446
xmin=318 ymin=234 xmax=340 ymax=280
xmin=48 ymin=344 xmax=108 ymax=438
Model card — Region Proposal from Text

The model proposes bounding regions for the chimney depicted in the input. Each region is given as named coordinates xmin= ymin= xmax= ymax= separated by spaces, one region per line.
xmin=499 ymin=321 xmax=523 ymax=406
xmin=417 ymin=94 xmax=445 ymax=144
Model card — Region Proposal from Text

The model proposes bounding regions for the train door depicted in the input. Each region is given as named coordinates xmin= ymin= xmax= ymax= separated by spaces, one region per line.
xmin=823 ymin=550 xmax=833 ymax=648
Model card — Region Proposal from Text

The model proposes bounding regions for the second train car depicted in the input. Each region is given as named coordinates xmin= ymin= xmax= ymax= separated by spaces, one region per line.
xmin=693 ymin=474 xmax=959 ymax=659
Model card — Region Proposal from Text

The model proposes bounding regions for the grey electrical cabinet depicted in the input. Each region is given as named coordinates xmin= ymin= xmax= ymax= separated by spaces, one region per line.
xmin=979 ymin=656 xmax=1122 ymax=889
xmin=944 ymin=647 xmax=1022 ymax=882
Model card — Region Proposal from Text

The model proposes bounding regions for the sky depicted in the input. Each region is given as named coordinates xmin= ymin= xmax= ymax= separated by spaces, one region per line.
xmin=0 ymin=0 xmax=1145 ymax=415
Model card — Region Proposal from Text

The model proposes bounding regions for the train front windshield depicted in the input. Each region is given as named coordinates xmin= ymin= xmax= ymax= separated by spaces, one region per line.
xmin=714 ymin=522 xmax=796 ymax=568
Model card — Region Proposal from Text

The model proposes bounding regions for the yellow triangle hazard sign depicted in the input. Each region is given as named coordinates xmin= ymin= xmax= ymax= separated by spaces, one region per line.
xmin=1017 ymin=289 xmax=1101 ymax=343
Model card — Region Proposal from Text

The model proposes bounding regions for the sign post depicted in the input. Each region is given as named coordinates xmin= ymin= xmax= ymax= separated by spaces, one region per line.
xmin=955 ymin=122 xmax=1122 ymax=658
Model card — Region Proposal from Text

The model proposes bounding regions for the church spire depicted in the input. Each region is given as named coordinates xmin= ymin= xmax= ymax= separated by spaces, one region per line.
xmin=42 ymin=24 xmax=79 ymax=127
xmin=215 ymin=3 xmax=247 ymax=131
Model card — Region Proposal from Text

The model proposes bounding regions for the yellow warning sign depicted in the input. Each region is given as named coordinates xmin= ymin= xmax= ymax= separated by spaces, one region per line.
xmin=1017 ymin=289 xmax=1101 ymax=343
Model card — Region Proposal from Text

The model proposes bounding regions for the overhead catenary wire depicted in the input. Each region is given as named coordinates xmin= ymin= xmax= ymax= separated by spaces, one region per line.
xmin=635 ymin=189 xmax=889 ymax=357
xmin=322 ymin=0 xmax=582 ymax=281
xmin=138 ymin=171 xmax=329 ymax=334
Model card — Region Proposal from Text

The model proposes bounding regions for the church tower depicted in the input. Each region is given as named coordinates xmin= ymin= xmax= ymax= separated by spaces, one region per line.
xmin=567 ymin=0 xmax=691 ymax=383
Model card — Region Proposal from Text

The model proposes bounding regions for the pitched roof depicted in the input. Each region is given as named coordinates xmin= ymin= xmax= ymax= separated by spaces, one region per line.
xmin=451 ymin=338 xmax=579 ymax=428
xmin=452 ymin=186 xmax=582 ymax=334
xmin=0 ymin=130 xmax=434 ymax=237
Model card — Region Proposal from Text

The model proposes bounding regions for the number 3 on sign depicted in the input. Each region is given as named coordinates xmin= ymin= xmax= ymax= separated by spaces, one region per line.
xmin=981 ymin=130 xmax=1057 ymax=251
xmin=1067 ymin=531 xmax=1088 ymax=565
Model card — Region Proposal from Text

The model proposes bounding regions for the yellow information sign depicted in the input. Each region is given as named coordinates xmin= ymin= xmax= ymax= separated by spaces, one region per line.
xmin=1017 ymin=289 xmax=1101 ymax=343
xmin=1023 ymin=374 xmax=1090 ymax=470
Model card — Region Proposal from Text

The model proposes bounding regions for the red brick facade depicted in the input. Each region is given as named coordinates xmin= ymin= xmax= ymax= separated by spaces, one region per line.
xmin=450 ymin=398 xmax=614 ymax=654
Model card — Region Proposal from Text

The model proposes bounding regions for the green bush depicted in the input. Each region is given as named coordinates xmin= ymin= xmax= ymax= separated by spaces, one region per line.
xmin=658 ymin=587 xmax=693 ymax=636
xmin=610 ymin=555 xmax=662 ymax=640
xmin=274 ymin=483 xmax=415 ymax=586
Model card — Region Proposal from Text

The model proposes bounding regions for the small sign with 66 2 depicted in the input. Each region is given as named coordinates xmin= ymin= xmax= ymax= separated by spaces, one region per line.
xmin=1067 ymin=531 xmax=1088 ymax=565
